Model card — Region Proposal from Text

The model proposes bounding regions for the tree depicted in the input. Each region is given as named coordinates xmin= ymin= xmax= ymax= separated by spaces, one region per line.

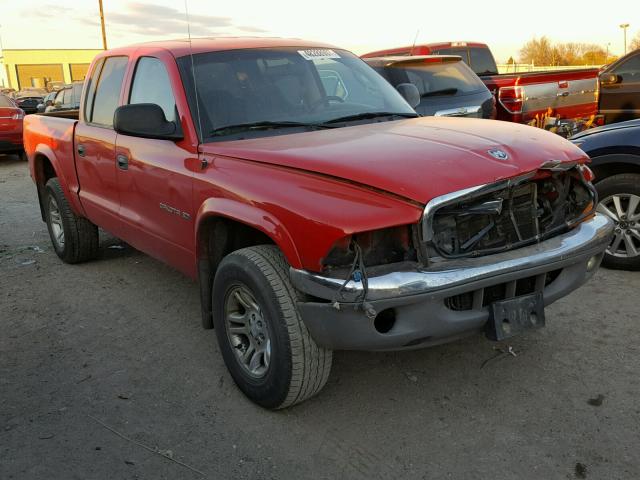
xmin=630 ymin=31 xmax=640 ymax=52
xmin=519 ymin=37 xmax=555 ymax=65
xmin=520 ymin=37 xmax=614 ymax=65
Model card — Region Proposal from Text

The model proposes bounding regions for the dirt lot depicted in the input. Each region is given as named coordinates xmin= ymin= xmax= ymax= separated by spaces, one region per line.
xmin=1 ymin=154 xmax=639 ymax=480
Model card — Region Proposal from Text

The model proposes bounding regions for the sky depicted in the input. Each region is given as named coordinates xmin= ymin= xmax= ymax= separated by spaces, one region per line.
xmin=0 ymin=0 xmax=639 ymax=63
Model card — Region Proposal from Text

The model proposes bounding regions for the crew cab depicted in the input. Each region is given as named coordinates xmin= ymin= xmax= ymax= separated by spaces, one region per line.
xmin=363 ymin=42 xmax=600 ymax=132
xmin=23 ymin=38 xmax=613 ymax=409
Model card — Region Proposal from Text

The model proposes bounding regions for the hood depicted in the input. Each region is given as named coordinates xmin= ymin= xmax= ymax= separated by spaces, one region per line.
xmin=571 ymin=119 xmax=640 ymax=140
xmin=202 ymin=117 xmax=588 ymax=204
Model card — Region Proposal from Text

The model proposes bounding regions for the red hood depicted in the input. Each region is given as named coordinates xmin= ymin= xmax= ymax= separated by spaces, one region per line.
xmin=201 ymin=117 xmax=588 ymax=204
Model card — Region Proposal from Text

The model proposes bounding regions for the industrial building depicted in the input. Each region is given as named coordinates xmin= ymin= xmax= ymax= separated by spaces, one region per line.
xmin=1 ymin=48 xmax=103 ymax=90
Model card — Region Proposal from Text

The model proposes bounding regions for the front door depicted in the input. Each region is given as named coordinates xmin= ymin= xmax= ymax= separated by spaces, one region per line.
xmin=600 ymin=52 xmax=640 ymax=124
xmin=114 ymin=55 xmax=195 ymax=275
xmin=75 ymin=55 xmax=128 ymax=236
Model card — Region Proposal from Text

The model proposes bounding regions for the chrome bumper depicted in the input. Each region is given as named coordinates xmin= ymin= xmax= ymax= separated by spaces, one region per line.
xmin=290 ymin=214 xmax=614 ymax=303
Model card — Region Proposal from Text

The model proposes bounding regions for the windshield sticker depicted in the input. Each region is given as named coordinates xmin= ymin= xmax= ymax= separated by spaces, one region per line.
xmin=298 ymin=49 xmax=340 ymax=61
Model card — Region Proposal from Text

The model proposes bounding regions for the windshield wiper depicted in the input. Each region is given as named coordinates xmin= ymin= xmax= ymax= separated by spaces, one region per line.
xmin=210 ymin=121 xmax=334 ymax=136
xmin=321 ymin=111 xmax=418 ymax=124
xmin=422 ymin=88 xmax=458 ymax=97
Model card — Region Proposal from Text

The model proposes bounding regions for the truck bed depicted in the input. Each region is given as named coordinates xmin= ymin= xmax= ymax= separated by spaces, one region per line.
xmin=481 ymin=68 xmax=600 ymax=124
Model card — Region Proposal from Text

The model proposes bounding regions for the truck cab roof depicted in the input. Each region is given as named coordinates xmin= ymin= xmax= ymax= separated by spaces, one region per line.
xmin=101 ymin=37 xmax=339 ymax=58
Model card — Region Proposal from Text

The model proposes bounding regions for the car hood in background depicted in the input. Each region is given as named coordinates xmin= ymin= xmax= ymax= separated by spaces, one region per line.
xmin=571 ymin=119 xmax=640 ymax=140
xmin=203 ymin=117 xmax=588 ymax=204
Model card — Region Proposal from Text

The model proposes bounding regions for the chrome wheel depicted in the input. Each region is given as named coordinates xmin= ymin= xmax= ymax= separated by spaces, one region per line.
xmin=224 ymin=285 xmax=271 ymax=378
xmin=597 ymin=193 xmax=640 ymax=258
xmin=48 ymin=196 xmax=65 ymax=249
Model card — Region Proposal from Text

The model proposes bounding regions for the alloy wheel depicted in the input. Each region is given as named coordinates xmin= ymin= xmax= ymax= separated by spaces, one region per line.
xmin=224 ymin=284 xmax=271 ymax=378
xmin=48 ymin=196 xmax=65 ymax=249
xmin=597 ymin=193 xmax=640 ymax=258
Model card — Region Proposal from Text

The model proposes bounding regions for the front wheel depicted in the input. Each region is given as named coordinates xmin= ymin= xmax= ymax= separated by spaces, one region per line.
xmin=596 ymin=173 xmax=640 ymax=270
xmin=212 ymin=245 xmax=332 ymax=409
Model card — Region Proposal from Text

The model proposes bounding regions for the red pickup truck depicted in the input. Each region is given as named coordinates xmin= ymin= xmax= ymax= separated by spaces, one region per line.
xmin=24 ymin=38 xmax=613 ymax=408
xmin=363 ymin=42 xmax=601 ymax=132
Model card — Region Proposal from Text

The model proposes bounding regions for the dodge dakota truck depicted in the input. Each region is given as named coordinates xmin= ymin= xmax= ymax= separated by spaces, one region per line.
xmin=23 ymin=38 xmax=613 ymax=409
xmin=362 ymin=42 xmax=601 ymax=132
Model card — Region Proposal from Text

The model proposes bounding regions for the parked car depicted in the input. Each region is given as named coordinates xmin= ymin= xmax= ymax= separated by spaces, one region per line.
xmin=37 ymin=91 xmax=58 ymax=113
xmin=362 ymin=55 xmax=495 ymax=118
xmin=363 ymin=42 xmax=600 ymax=131
xmin=598 ymin=48 xmax=640 ymax=124
xmin=571 ymin=119 xmax=640 ymax=270
xmin=0 ymin=95 xmax=26 ymax=159
xmin=24 ymin=38 xmax=613 ymax=408
xmin=14 ymin=89 xmax=47 ymax=114
xmin=43 ymin=83 xmax=83 ymax=113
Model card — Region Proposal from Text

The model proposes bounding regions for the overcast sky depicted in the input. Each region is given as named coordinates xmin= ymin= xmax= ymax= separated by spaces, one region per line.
xmin=1 ymin=0 xmax=638 ymax=62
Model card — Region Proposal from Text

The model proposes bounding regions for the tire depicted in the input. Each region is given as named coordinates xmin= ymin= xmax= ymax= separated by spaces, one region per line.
xmin=44 ymin=177 xmax=99 ymax=263
xmin=212 ymin=245 xmax=332 ymax=409
xmin=18 ymin=150 xmax=27 ymax=162
xmin=595 ymin=173 xmax=640 ymax=271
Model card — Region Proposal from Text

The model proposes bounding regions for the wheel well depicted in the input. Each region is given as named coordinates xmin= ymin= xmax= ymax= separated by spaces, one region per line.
xmin=34 ymin=154 xmax=57 ymax=221
xmin=197 ymin=217 xmax=275 ymax=329
xmin=592 ymin=162 xmax=640 ymax=183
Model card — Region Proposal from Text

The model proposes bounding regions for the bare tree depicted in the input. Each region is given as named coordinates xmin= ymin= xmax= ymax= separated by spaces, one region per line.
xmin=520 ymin=37 xmax=555 ymax=65
xmin=520 ymin=38 xmax=614 ymax=65
xmin=630 ymin=31 xmax=640 ymax=52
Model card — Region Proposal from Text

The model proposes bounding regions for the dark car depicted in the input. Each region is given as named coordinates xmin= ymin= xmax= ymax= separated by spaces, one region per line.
xmin=599 ymin=49 xmax=640 ymax=124
xmin=363 ymin=55 xmax=495 ymax=118
xmin=571 ymin=119 xmax=640 ymax=269
xmin=45 ymin=83 xmax=83 ymax=113
xmin=14 ymin=89 xmax=47 ymax=114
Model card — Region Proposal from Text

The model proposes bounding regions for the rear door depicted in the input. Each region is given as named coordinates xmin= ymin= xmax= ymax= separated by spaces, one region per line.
xmin=75 ymin=55 xmax=128 ymax=235
xmin=114 ymin=52 xmax=195 ymax=273
xmin=600 ymin=52 xmax=640 ymax=123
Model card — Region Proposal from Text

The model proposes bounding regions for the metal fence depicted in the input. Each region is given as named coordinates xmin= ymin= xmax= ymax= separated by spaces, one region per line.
xmin=497 ymin=64 xmax=603 ymax=73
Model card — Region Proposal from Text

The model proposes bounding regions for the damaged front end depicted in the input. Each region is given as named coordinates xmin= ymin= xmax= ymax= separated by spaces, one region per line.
xmin=423 ymin=163 xmax=597 ymax=261
xmin=289 ymin=162 xmax=613 ymax=351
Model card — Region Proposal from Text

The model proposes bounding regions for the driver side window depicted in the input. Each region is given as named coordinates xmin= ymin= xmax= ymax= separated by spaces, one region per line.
xmin=612 ymin=55 xmax=640 ymax=83
xmin=129 ymin=57 xmax=176 ymax=121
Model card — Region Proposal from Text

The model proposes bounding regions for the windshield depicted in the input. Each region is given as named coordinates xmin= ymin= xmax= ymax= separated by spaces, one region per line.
xmin=385 ymin=60 xmax=486 ymax=98
xmin=178 ymin=47 xmax=416 ymax=141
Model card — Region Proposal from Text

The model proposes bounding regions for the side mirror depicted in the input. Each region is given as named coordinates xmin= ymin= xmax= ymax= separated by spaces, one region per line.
xmin=600 ymin=73 xmax=621 ymax=86
xmin=396 ymin=83 xmax=420 ymax=109
xmin=113 ymin=103 xmax=183 ymax=141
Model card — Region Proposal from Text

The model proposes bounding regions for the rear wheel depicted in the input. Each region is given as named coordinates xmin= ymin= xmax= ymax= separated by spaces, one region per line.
xmin=212 ymin=245 xmax=332 ymax=409
xmin=44 ymin=177 xmax=99 ymax=263
xmin=595 ymin=173 xmax=640 ymax=270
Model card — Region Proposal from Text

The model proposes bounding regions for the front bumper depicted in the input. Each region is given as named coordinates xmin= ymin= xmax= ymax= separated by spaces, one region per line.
xmin=290 ymin=214 xmax=614 ymax=351
xmin=0 ymin=132 xmax=23 ymax=153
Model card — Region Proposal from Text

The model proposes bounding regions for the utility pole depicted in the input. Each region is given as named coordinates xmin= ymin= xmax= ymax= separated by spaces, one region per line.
xmin=98 ymin=0 xmax=107 ymax=50
xmin=620 ymin=23 xmax=630 ymax=55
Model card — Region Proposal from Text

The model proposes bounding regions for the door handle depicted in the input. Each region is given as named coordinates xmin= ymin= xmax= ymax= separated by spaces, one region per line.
xmin=77 ymin=144 xmax=85 ymax=157
xmin=116 ymin=154 xmax=129 ymax=170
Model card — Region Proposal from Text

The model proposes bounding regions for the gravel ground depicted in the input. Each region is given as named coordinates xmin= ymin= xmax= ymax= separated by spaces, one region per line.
xmin=1 ymin=154 xmax=639 ymax=480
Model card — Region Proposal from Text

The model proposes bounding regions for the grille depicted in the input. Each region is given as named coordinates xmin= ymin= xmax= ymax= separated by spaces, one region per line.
xmin=445 ymin=269 xmax=562 ymax=311
xmin=430 ymin=170 xmax=593 ymax=259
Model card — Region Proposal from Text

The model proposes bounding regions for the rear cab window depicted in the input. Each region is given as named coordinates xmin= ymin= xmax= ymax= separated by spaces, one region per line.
xmin=84 ymin=56 xmax=128 ymax=127
xmin=386 ymin=60 xmax=486 ymax=97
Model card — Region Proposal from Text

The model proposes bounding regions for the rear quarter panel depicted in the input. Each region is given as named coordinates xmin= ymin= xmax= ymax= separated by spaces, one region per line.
xmin=23 ymin=114 xmax=84 ymax=215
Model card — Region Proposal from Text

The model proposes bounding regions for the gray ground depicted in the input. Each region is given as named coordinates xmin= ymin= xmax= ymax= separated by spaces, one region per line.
xmin=1 ymin=154 xmax=639 ymax=480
